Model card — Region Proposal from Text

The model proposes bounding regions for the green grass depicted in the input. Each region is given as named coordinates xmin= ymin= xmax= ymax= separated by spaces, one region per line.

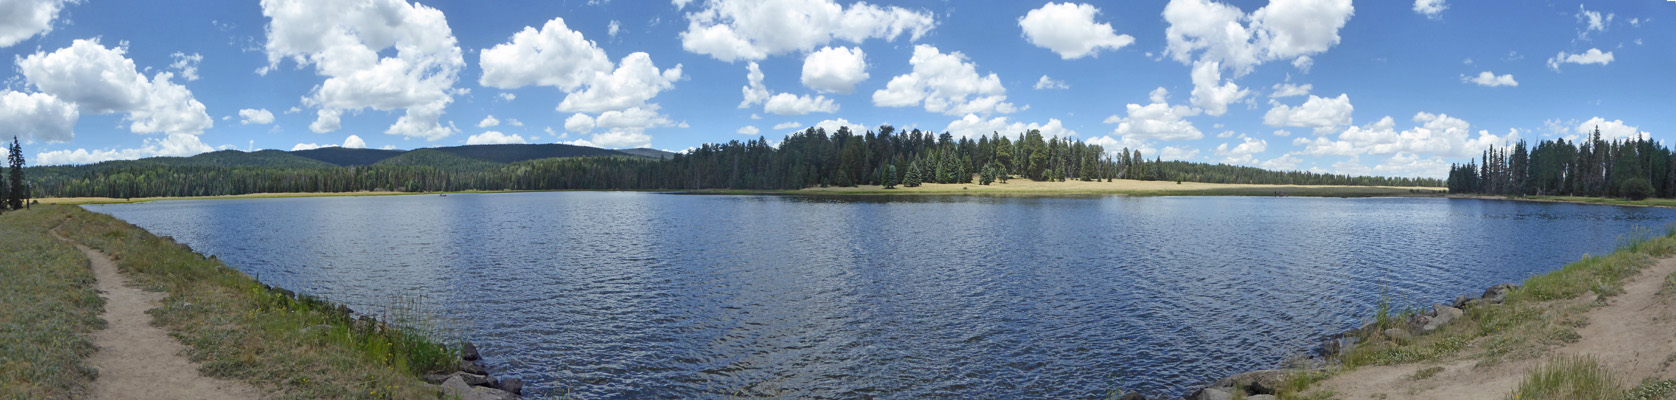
xmin=47 ymin=205 xmax=457 ymax=399
xmin=0 ymin=208 xmax=105 ymax=399
xmin=1508 ymin=355 xmax=1621 ymax=400
xmin=1495 ymin=195 xmax=1676 ymax=209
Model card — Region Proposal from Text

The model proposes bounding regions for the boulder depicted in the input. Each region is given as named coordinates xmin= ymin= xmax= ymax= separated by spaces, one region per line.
xmin=1451 ymin=295 xmax=1473 ymax=309
xmin=498 ymin=378 xmax=524 ymax=395
xmin=1483 ymin=283 xmax=1518 ymax=304
xmin=426 ymin=372 xmax=490 ymax=386
xmin=462 ymin=341 xmax=481 ymax=361
xmin=459 ymin=360 xmax=487 ymax=375
xmin=1212 ymin=369 xmax=1287 ymax=395
xmin=1421 ymin=305 xmax=1463 ymax=332
xmin=1116 ymin=392 xmax=1143 ymax=400
xmin=1247 ymin=395 xmax=1277 ymax=400
xmin=422 ymin=373 xmax=450 ymax=384
xmin=441 ymin=375 xmax=519 ymax=400
xmin=1384 ymin=328 xmax=1412 ymax=343
xmin=1193 ymin=387 xmax=1233 ymax=400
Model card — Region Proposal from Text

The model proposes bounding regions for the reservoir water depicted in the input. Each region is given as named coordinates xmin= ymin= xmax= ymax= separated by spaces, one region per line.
xmin=84 ymin=193 xmax=1676 ymax=398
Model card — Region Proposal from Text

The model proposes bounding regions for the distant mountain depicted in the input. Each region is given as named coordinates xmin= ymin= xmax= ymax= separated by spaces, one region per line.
xmin=373 ymin=148 xmax=505 ymax=171
xmin=291 ymin=147 xmax=404 ymax=166
xmin=616 ymin=148 xmax=677 ymax=160
xmin=431 ymin=144 xmax=629 ymax=164
xmin=134 ymin=150 xmax=336 ymax=169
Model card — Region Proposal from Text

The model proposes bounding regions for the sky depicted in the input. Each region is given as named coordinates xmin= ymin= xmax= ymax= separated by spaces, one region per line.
xmin=0 ymin=0 xmax=1671 ymax=178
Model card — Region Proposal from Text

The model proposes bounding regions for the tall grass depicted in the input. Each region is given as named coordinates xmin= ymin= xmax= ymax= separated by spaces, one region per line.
xmin=1508 ymin=355 xmax=1620 ymax=400
xmin=0 ymin=208 xmax=105 ymax=399
xmin=53 ymin=205 xmax=455 ymax=399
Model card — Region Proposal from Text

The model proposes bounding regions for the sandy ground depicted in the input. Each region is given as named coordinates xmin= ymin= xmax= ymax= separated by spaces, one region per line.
xmin=1313 ymin=257 xmax=1676 ymax=399
xmin=54 ymin=232 xmax=263 ymax=400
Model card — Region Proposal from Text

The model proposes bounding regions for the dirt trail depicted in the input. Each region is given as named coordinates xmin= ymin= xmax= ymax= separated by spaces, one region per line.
xmin=1314 ymin=257 xmax=1676 ymax=399
xmin=54 ymin=231 xmax=263 ymax=399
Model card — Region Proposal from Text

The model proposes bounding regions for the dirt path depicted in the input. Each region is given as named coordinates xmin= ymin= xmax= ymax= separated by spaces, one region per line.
xmin=55 ymin=232 xmax=263 ymax=399
xmin=1314 ymin=257 xmax=1676 ymax=399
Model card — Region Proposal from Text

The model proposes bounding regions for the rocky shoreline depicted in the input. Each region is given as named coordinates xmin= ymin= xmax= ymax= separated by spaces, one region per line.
xmin=1167 ymin=282 xmax=1521 ymax=400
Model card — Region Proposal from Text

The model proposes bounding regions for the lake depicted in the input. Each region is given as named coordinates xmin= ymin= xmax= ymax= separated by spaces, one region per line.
xmin=84 ymin=193 xmax=1676 ymax=398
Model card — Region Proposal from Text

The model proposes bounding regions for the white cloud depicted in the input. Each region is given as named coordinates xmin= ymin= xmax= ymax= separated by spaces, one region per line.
xmin=739 ymin=61 xmax=771 ymax=108
xmin=1576 ymin=4 xmax=1613 ymax=35
xmin=1103 ymin=87 xmax=1203 ymax=141
xmin=507 ymin=118 xmax=524 ymax=127
xmin=1262 ymin=93 xmax=1352 ymax=134
xmin=1160 ymin=146 xmax=1201 ymax=161
xmin=567 ymin=129 xmax=651 ymax=148
xmin=478 ymin=114 xmax=501 ymax=128
xmin=309 ymin=109 xmax=342 ymax=133
xmin=1577 ymin=117 xmax=1650 ymax=141
xmin=562 ymin=106 xmax=676 ymax=134
xmin=1270 ymin=82 xmax=1311 ymax=98
xmin=291 ymin=143 xmax=325 ymax=151
xmin=737 ymin=125 xmax=759 ymax=135
xmin=944 ymin=114 xmax=1075 ymax=139
xmin=1373 ymin=152 xmax=1450 ymax=178
xmin=1034 ymin=75 xmax=1070 ymax=90
xmin=16 ymin=38 xmax=213 ymax=136
xmin=498 ymin=93 xmax=516 ymax=102
xmin=608 ymin=20 xmax=621 ymax=37
xmin=873 ymin=44 xmax=1017 ymax=116
xmin=1215 ymin=136 xmax=1267 ymax=164
xmin=1018 ymin=2 xmax=1135 ymax=59
xmin=814 ymin=118 xmax=868 ymax=134
xmin=554 ymin=52 xmax=683 ymax=113
xmin=763 ymin=93 xmax=838 ymax=115
xmin=1547 ymin=48 xmax=1614 ymax=71
xmin=479 ymin=18 xmax=614 ymax=91
xmin=1299 ymin=112 xmax=1515 ymax=159
xmin=0 ymin=0 xmax=75 ymax=48
xmin=801 ymin=46 xmax=869 ymax=94
xmin=466 ymin=131 xmax=528 ymax=145
xmin=239 ymin=108 xmax=275 ymax=125
xmin=1462 ymin=71 xmax=1517 ymax=87
xmin=1189 ymin=60 xmax=1249 ymax=116
xmin=677 ymin=0 xmax=934 ymax=62
xmin=169 ymin=52 xmax=202 ymax=81
xmin=1163 ymin=0 xmax=1354 ymax=77
xmin=772 ymin=121 xmax=803 ymax=130
xmin=38 ymin=133 xmax=215 ymax=165
xmin=1413 ymin=0 xmax=1446 ymax=19
xmin=0 ymin=91 xmax=77 ymax=143
xmin=343 ymin=134 xmax=366 ymax=149
xmin=261 ymin=0 xmax=464 ymax=141
xmin=1259 ymin=153 xmax=1302 ymax=171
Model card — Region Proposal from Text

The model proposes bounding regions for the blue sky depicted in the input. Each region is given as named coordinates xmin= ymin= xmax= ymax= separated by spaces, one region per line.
xmin=0 ymin=0 xmax=1671 ymax=178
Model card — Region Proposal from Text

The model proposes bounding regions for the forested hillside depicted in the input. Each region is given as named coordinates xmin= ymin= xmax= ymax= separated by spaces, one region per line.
xmin=26 ymin=126 xmax=1440 ymax=198
xmin=1448 ymin=127 xmax=1673 ymax=200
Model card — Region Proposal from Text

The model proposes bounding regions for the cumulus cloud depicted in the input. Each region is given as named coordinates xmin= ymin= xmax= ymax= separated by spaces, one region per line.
xmin=566 ymin=129 xmax=652 ymax=148
xmin=1103 ymin=87 xmax=1203 ymax=141
xmin=772 ymin=121 xmax=803 ymax=130
xmin=801 ymin=46 xmax=869 ymax=93
xmin=1576 ymin=4 xmax=1613 ymax=35
xmin=873 ymin=44 xmax=1017 ymax=116
xmin=309 ymin=109 xmax=341 ymax=133
xmin=17 ymin=38 xmax=213 ymax=136
xmin=0 ymin=91 xmax=78 ymax=143
xmin=944 ymin=114 xmax=1075 ymax=139
xmin=1189 ymin=60 xmax=1249 ymax=116
xmin=1018 ymin=2 xmax=1134 ymax=59
xmin=553 ymin=52 xmax=684 ymax=114
xmin=466 ymin=131 xmax=528 ymax=145
xmin=479 ymin=17 xmax=613 ymax=92
xmin=677 ymin=0 xmax=934 ymax=62
xmin=343 ymin=134 xmax=366 ymax=149
xmin=1462 ymin=71 xmax=1517 ymax=87
xmin=1547 ymin=48 xmax=1613 ymax=71
xmin=1295 ymin=112 xmax=1516 ymax=159
xmin=1215 ymin=136 xmax=1268 ymax=164
xmin=261 ymin=0 xmax=465 ymax=141
xmin=1413 ymin=0 xmax=1446 ymax=19
xmin=763 ymin=93 xmax=838 ymax=115
xmin=290 ymin=134 xmax=372 ymax=151
xmin=0 ymin=0 xmax=75 ymax=48
xmin=1034 ymin=75 xmax=1070 ymax=90
xmin=478 ymin=115 xmax=501 ymax=128
xmin=561 ymin=106 xmax=675 ymax=149
xmin=1262 ymin=93 xmax=1352 ymax=134
xmin=37 ymin=133 xmax=215 ymax=165
xmin=739 ymin=61 xmax=771 ymax=108
xmin=1270 ymin=82 xmax=1311 ymax=98
xmin=169 ymin=52 xmax=203 ymax=81
xmin=813 ymin=118 xmax=869 ymax=134
xmin=736 ymin=125 xmax=759 ymax=135
xmin=1259 ymin=153 xmax=1303 ymax=171
xmin=1577 ymin=117 xmax=1650 ymax=141
xmin=1163 ymin=0 xmax=1351 ymax=115
xmin=239 ymin=108 xmax=275 ymax=125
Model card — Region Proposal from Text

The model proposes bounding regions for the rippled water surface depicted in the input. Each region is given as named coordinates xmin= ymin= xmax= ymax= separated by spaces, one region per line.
xmin=85 ymin=193 xmax=1676 ymax=398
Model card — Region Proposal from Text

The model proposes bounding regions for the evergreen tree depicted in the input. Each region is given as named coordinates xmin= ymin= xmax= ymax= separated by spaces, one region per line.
xmin=882 ymin=164 xmax=898 ymax=189
xmin=6 ymin=137 xmax=23 ymax=210
xmin=904 ymin=161 xmax=923 ymax=187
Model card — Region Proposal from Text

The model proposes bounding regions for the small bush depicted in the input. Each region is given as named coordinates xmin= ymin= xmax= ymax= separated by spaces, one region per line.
xmin=1508 ymin=355 xmax=1620 ymax=400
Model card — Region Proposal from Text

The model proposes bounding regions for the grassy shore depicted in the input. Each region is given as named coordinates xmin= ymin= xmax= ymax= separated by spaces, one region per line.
xmin=2 ymin=205 xmax=456 ymax=399
xmin=1446 ymin=194 xmax=1676 ymax=209
xmin=1272 ymin=227 xmax=1676 ymax=399
xmin=702 ymin=179 xmax=1443 ymax=197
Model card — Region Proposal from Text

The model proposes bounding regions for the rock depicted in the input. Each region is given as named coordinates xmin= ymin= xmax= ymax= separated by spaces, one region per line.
xmin=1452 ymin=295 xmax=1473 ymax=309
xmin=275 ymin=287 xmax=295 ymax=299
xmin=1193 ymin=387 xmax=1233 ymax=400
xmin=1247 ymin=395 xmax=1277 ymax=400
xmin=1384 ymin=328 xmax=1412 ymax=343
xmin=422 ymin=373 xmax=451 ymax=384
xmin=462 ymin=341 xmax=481 ymax=361
xmin=1421 ymin=304 xmax=1463 ymax=332
xmin=1483 ymin=283 xmax=1518 ymax=304
xmin=1114 ymin=392 xmax=1143 ymax=400
xmin=497 ymin=378 xmax=524 ymax=395
xmin=1212 ymin=369 xmax=1287 ymax=395
xmin=459 ymin=360 xmax=487 ymax=375
xmin=441 ymin=376 xmax=518 ymax=400
xmin=1320 ymin=338 xmax=1340 ymax=356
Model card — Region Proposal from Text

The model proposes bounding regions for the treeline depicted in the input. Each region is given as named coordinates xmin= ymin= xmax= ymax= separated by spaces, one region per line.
xmin=1448 ymin=128 xmax=1673 ymax=200
xmin=28 ymin=126 xmax=1440 ymax=199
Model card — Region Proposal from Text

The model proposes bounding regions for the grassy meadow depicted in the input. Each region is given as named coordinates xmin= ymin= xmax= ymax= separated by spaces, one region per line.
xmin=2 ymin=205 xmax=459 ymax=399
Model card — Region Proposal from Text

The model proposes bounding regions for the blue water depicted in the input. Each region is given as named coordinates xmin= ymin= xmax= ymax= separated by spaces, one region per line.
xmin=84 ymin=193 xmax=1676 ymax=398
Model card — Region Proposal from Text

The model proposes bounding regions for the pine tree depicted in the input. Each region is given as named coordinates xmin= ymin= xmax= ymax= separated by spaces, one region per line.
xmin=6 ymin=137 xmax=22 ymax=210
xmin=882 ymin=164 xmax=898 ymax=189
xmin=904 ymin=161 xmax=923 ymax=187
